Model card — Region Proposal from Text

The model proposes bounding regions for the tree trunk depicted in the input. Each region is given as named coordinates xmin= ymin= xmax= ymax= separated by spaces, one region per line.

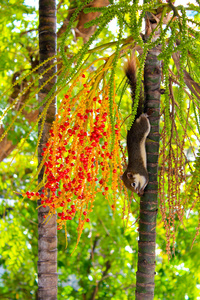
xmin=135 ymin=45 xmax=161 ymax=299
xmin=37 ymin=1 xmax=57 ymax=299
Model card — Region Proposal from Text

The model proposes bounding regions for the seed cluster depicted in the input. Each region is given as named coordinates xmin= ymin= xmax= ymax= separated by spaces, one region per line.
xmin=26 ymin=73 xmax=123 ymax=238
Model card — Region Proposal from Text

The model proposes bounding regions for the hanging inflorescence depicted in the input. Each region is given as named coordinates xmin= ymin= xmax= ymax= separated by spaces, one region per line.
xmin=26 ymin=71 xmax=124 ymax=240
xmin=158 ymin=100 xmax=200 ymax=256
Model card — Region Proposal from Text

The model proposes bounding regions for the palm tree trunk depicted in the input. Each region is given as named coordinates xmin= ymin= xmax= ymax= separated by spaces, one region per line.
xmin=37 ymin=1 xmax=57 ymax=299
xmin=135 ymin=45 xmax=161 ymax=300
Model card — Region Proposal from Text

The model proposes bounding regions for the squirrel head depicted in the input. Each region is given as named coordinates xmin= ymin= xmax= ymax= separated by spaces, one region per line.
xmin=121 ymin=170 xmax=148 ymax=196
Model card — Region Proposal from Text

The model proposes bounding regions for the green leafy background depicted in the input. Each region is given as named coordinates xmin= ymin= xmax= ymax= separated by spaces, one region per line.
xmin=0 ymin=0 xmax=200 ymax=299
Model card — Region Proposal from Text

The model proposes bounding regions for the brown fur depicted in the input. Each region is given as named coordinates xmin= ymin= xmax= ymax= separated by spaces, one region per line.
xmin=122 ymin=58 xmax=150 ymax=195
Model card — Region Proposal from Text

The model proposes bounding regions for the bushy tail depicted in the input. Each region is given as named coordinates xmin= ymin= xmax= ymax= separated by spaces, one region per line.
xmin=125 ymin=57 xmax=144 ymax=119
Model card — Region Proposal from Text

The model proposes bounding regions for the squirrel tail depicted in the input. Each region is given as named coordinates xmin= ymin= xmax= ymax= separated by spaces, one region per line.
xmin=125 ymin=56 xmax=144 ymax=119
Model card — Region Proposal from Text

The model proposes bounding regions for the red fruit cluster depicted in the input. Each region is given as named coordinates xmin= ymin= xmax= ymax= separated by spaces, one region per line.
xmin=26 ymin=74 xmax=122 ymax=238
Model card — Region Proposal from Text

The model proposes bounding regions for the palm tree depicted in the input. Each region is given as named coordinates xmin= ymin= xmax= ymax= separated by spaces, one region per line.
xmin=135 ymin=13 xmax=162 ymax=300
xmin=37 ymin=0 xmax=57 ymax=299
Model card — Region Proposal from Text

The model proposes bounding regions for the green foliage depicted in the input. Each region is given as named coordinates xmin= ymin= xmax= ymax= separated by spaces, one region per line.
xmin=155 ymin=216 xmax=200 ymax=299
xmin=0 ymin=0 xmax=37 ymax=77
xmin=0 ymin=144 xmax=38 ymax=299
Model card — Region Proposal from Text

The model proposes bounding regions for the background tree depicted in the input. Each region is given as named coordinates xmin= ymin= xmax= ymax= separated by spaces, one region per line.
xmin=0 ymin=1 xmax=200 ymax=300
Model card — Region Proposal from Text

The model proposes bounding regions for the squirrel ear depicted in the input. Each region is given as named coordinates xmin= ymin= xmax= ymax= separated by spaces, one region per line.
xmin=127 ymin=172 xmax=134 ymax=180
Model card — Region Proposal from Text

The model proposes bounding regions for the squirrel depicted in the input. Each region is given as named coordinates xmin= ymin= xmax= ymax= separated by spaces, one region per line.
xmin=121 ymin=57 xmax=150 ymax=196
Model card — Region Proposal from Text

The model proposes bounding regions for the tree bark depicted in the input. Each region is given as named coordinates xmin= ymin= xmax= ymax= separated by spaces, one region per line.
xmin=135 ymin=46 xmax=161 ymax=299
xmin=38 ymin=1 xmax=57 ymax=299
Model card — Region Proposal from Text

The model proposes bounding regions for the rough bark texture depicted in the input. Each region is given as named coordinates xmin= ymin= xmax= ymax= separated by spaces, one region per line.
xmin=38 ymin=0 xmax=57 ymax=299
xmin=74 ymin=0 xmax=110 ymax=43
xmin=135 ymin=46 xmax=161 ymax=300
xmin=57 ymin=0 xmax=110 ymax=43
